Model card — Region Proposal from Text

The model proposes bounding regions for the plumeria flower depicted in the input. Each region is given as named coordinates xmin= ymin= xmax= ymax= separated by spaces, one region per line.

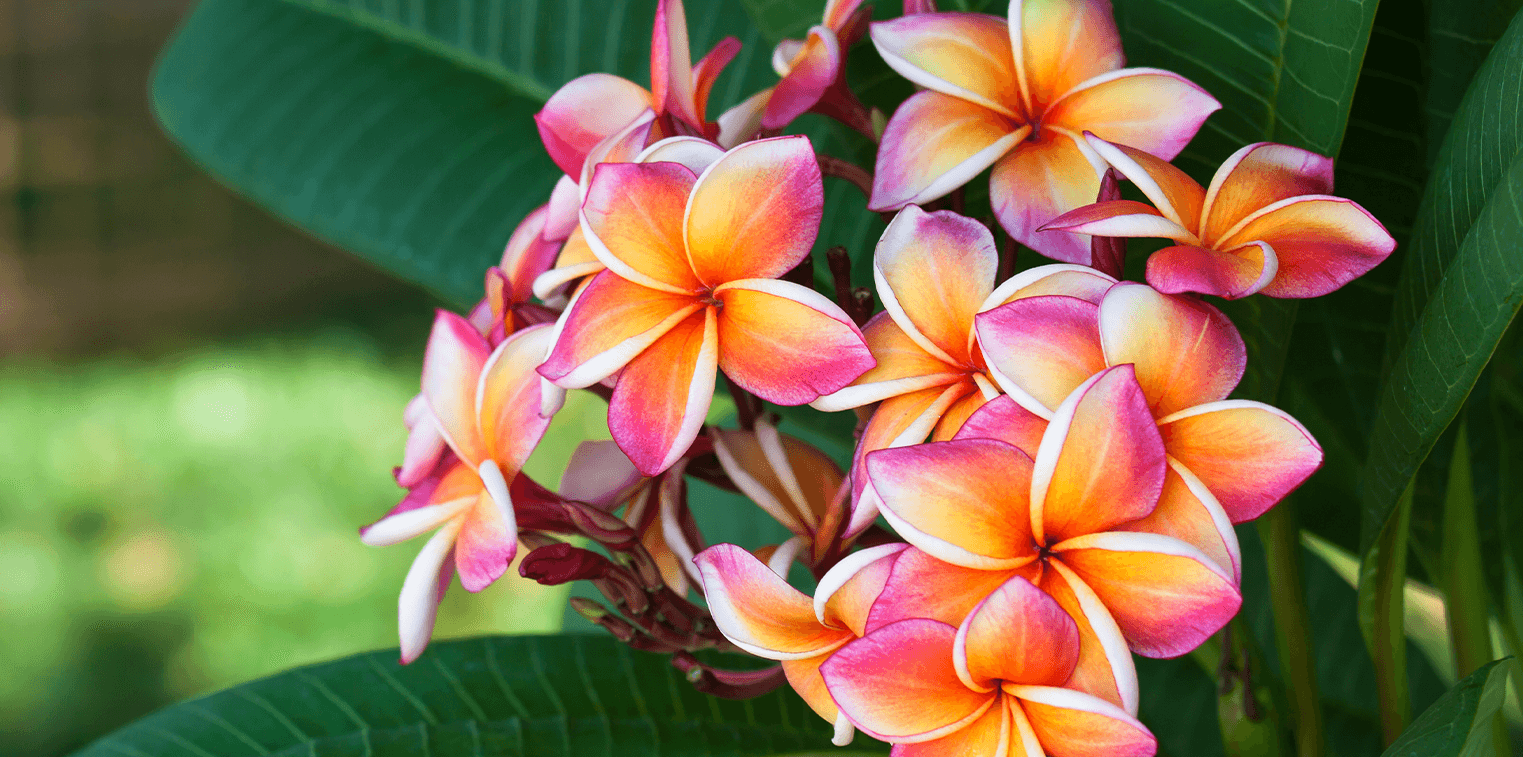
xmin=695 ymin=542 xmax=909 ymax=745
xmin=867 ymin=0 xmax=1219 ymax=263
xmin=974 ymin=281 xmax=1323 ymax=524
xmin=535 ymin=0 xmax=739 ymax=178
xmin=1042 ymin=136 xmax=1396 ymax=298
xmin=866 ymin=366 xmax=1242 ymax=710
xmin=538 ymin=136 xmax=875 ymax=475
xmin=821 ymin=577 xmax=1156 ymax=757
xmin=810 ymin=206 xmax=1114 ymax=536
xmin=717 ymin=0 xmax=870 ymax=142
xmin=362 ymin=315 xmax=558 ymax=662
xmin=710 ymin=418 xmax=852 ymax=570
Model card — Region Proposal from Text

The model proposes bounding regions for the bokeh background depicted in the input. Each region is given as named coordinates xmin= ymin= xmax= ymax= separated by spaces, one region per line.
xmin=0 ymin=2 xmax=602 ymax=753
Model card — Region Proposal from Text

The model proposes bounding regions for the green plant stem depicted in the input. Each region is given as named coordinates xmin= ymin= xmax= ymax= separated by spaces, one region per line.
xmin=1359 ymin=482 xmax=1412 ymax=745
xmin=1257 ymin=499 xmax=1323 ymax=757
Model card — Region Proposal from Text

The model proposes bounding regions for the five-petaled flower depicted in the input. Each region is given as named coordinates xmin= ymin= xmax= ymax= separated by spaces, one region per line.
xmin=868 ymin=0 xmax=1220 ymax=263
xmin=1042 ymin=136 xmax=1396 ymax=298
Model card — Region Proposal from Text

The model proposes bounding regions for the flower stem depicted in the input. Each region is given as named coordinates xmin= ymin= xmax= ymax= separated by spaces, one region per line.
xmin=1257 ymin=498 xmax=1324 ymax=757
xmin=816 ymin=153 xmax=873 ymax=199
xmin=1359 ymin=481 xmax=1412 ymax=744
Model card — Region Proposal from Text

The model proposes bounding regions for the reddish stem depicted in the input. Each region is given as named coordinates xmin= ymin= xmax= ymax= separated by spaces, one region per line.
xmin=816 ymin=154 xmax=873 ymax=199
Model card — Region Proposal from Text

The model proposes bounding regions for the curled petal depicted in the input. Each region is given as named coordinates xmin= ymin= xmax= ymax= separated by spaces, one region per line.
xmin=1007 ymin=685 xmax=1156 ymax=757
xmin=1144 ymin=242 xmax=1278 ymax=300
xmin=764 ymin=28 xmax=842 ymax=129
xmin=1046 ymin=69 xmax=1219 ymax=164
xmin=686 ymin=136 xmax=824 ymax=285
xmin=502 ymin=204 xmax=565 ymax=304
xmin=1039 ymin=561 xmax=1138 ymax=713
xmin=361 ymin=495 xmax=472 ymax=548
xmin=823 ymin=0 xmax=866 ymax=31
xmin=422 ymin=310 xmax=491 ymax=467
xmin=875 ymin=205 xmax=998 ymax=365
xmin=982 ymin=263 xmax=1117 ymax=309
xmin=1052 ymin=531 xmax=1241 ymax=658
xmin=1158 ymin=400 xmax=1322 ymax=523
xmin=716 ymin=89 xmax=771 ymax=148
xmin=477 ymin=324 xmax=557 ymax=472
xmin=582 ymin=162 xmax=703 ymax=293
xmin=870 ymin=13 xmax=1022 ymax=115
xmin=953 ymin=394 xmax=1049 ymax=457
xmin=1081 ymin=135 xmax=1205 ymax=231
xmin=607 ymin=308 xmax=719 ymax=475
xmin=536 ymin=73 xmax=655 ymax=177
xmin=1039 ymin=199 xmax=1190 ymax=241
xmin=872 ymin=91 xmax=1026 ymax=211
xmin=538 ymin=270 xmax=704 ymax=389
xmin=532 ymin=226 xmax=603 ymax=302
xmin=990 ymin=131 xmax=1103 ymax=264
xmin=454 ymin=491 xmax=516 ymax=592
xmin=867 ymin=440 xmax=1037 ymax=570
xmin=650 ymin=0 xmax=698 ymax=127
xmin=714 ymin=279 xmax=874 ymax=405
xmin=397 ymin=408 xmax=448 ymax=489
xmin=821 ymin=619 xmax=997 ymax=742
xmin=1201 ymin=142 xmax=1336 ymax=246
xmin=694 ymin=544 xmax=850 ymax=659
xmin=1098 ymin=282 xmax=1245 ymax=417
xmin=637 ymin=136 xmax=725 ymax=174
xmin=813 ymin=313 xmax=964 ymax=412
xmin=975 ymin=295 xmax=1104 ymax=415
xmin=956 ymin=576 xmax=1079 ymax=691
xmin=1011 ymin=0 xmax=1123 ymax=112
xmin=1031 ymin=366 xmax=1166 ymax=544
xmin=577 ymin=109 xmax=659 ymax=191
xmin=815 ymin=542 xmax=909 ymax=635
xmin=1120 ymin=459 xmax=1242 ymax=582
xmin=867 ymin=547 xmax=1020 ymax=632
xmin=692 ymin=36 xmax=741 ymax=123
xmin=398 ymin=519 xmax=462 ymax=664
xmin=711 ymin=423 xmax=834 ymax=535
xmin=559 ymin=441 xmax=643 ymax=508
xmin=1216 ymin=196 xmax=1396 ymax=298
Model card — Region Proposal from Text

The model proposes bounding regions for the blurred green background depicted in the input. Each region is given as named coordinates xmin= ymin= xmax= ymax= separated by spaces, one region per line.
xmin=0 ymin=1 xmax=598 ymax=754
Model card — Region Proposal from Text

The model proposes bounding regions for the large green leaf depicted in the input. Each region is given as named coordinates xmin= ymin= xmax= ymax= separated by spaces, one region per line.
xmin=1379 ymin=660 xmax=1511 ymax=757
xmin=72 ymin=634 xmax=871 ymax=757
xmin=152 ymin=0 xmax=781 ymax=307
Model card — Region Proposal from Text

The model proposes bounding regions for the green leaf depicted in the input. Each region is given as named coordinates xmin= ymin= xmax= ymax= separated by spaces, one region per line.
xmin=152 ymin=0 xmax=781 ymax=307
xmin=739 ymin=0 xmax=816 ymax=44
xmin=72 ymin=634 xmax=873 ymax=757
xmin=1380 ymin=659 xmax=1512 ymax=757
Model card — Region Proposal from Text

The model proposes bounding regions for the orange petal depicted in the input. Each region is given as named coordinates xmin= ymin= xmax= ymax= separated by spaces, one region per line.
xmin=532 ymin=226 xmax=604 ymax=302
xmin=691 ymin=36 xmax=741 ymax=123
xmin=1045 ymin=69 xmax=1219 ymax=163
xmin=582 ymin=162 xmax=704 ymax=293
xmin=813 ymin=313 xmax=964 ymax=412
xmin=868 ymin=547 xmax=1022 ymax=633
xmin=1158 ymin=400 xmax=1322 ymax=523
xmin=1008 ymin=686 xmax=1156 ymax=757
xmin=866 ymin=440 xmax=1038 ymax=569
xmin=1097 ymin=282 xmax=1245 ymax=417
xmin=685 ymin=136 xmax=823 ymax=286
xmin=783 ymin=652 xmax=841 ymax=723
xmin=990 ymin=130 xmax=1103 ymax=264
xmin=816 ymin=542 xmax=910 ymax=635
xmin=1144 ymin=242 xmax=1277 ymax=300
xmin=983 ymin=263 xmax=1118 ymax=308
xmin=694 ymin=543 xmax=851 ymax=659
xmin=1052 ymin=532 xmax=1241 ymax=658
xmin=477 ymin=324 xmax=557 ymax=474
xmin=953 ymin=395 xmax=1050 ymax=457
xmin=454 ymin=491 xmax=515 ymax=592
xmin=872 ymin=91 xmax=1026 ymax=211
xmin=1039 ymin=561 xmax=1138 ymax=712
xmin=869 ymin=12 xmax=1023 ymax=116
xmin=956 ymin=576 xmax=1079 ymax=690
xmin=714 ymin=279 xmax=874 ymax=405
xmin=422 ymin=310 xmax=491 ymax=467
xmin=1031 ymin=366 xmax=1166 ymax=544
xmin=975 ymin=295 xmax=1105 ymax=415
xmin=607 ymin=307 xmax=719 ymax=475
xmin=847 ymin=381 xmax=978 ymax=537
xmin=1011 ymin=0 xmax=1123 ymax=113
xmin=1119 ymin=458 xmax=1241 ymax=583
xmin=896 ymin=701 xmax=1012 ymax=757
xmin=875 ymin=205 xmax=999 ymax=364
xmin=932 ymin=389 xmax=993 ymax=441
xmin=711 ymin=421 xmax=845 ymax=535
xmin=1081 ymin=134 xmax=1206 ymax=232
xmin=1200 ymin=142 xmax=1336 ymax=247
xmin=1216 ymin=197 xmax=1396 ymax=298
xmin=821 ymin=619 xmax=998 ymax=742
xmin=538 ymin=270 xmax=703 ymax=389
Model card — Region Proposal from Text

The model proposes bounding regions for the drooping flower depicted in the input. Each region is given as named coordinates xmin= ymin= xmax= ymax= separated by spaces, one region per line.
xmin=974 ymin=281 xmax=1322 ymax=524
xmin=810 ymin=206 xmax=1115 ymax=536
xmin=535 ymin=0 xmax=739 ymax=178
xmin=695 ymin=541 xmax=909 ymax=745
xmin=538 ymin=136 xmax=874 ymax=475
xmin=866 ymin=367 xmax=1241 ymax=692
xmin=820 ymin=577 xmax=1156 ymax=757
xmin=868 ymin=0 xmax=1220 ymax=262
xmin=1042 ymin=136 xmax=1396 ymax=298
xmin=362 ymin=315 xmax=558 ymax=662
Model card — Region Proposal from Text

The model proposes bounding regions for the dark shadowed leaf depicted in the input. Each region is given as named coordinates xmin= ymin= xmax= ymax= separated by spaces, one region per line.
xmin=1380 ymin=660 xmax=1511 ymax=757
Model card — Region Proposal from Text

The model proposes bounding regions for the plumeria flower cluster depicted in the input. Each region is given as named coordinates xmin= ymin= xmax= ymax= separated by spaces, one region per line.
xmin=359 ymin=0 xmax=1396 ymax=752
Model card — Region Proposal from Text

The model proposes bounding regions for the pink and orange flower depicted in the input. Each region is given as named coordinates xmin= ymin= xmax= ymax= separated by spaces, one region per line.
xmin=538 ymin=136 xmax=874 ymax=475
xmin=868 ymin=0 xmax=1219 ymax=262
xmin=1042 ymin=136 xmax=1396 ymax=298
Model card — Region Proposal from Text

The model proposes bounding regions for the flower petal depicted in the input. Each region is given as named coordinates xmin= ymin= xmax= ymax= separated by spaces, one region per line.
xmin=1030 ymin=365 xmax=1166 ymax=544
xmin=397 ymin=407 xmax=448 ymax=489
xmin=812 ymin=312 xmax=965 ymax=412
xmin=582 ymin=162 xmax=704 ymax=293
xmin=1158 ymin=400 xmax=1322 ymax=523
xmin=536 ymin=73 xmax=655 ymax=177
xmin=422 ymin=310 xmax=491 ymax=467
xmin=990 ymin=131 xmax=1103 ymax=263
xmin=477 ymin=324 xmax=557 ymax=473
xmin=1200 ymin=142 xmax=1336 ymax=247
xmin=896 ymin=701 xmax=1011 ymax=757
xmin=867 ymin=440 xmax=1038 ymax=570
xmin=1098 ymin=282 xmax=1245 ymax=417
xmin=1007 ymin=685 xmax=1156 ymax=757
xmin=1046 ymin=69 xmax=1219 ymax=163
xmin=867 ymin=547 xmax=1022 ymax=633
xmin=532 ymin=226 xmax=604 ymax=303
xmin=872 ymin=91 xmax=1026 ymax=211
xmin=765 ymin=28 xmax=842 ymax=129
xmin=1144 ymin=242 xmax=1277 ymax=300
xmin=502 ymin=204 xmax=565 ymax=305
xmin=694 ymin=544 xmax=851 ymax=659
xmin=711 ymin=423 xmax=836 ymax=535
xmin=1081 ymin=134 xmax=1206 ymax=230
xmin=1011 ymin=0 xmax=1123 ymax=113
xmin=953 ymin=395 xmax=1049 ymax=456
xmin=875 ymin=205 xmax=998 ymax=365
xmin=559 ymin=441 xmax=643 ymax=508
xmin=538 ymin=270 xmax=704 ymax=389
xmin=1039 ymin=561 xmax=1139 ymax=713
xmin=692 ymin=36 xmax=741 ymax=123
xmin=956 ymin=576 xmax=1079 ymax=690
xmin=650 ymin=0 xmax=699 ymax=127
xmin=1216 ymin=196 xmax=1396 ymax=298
xmin=934 ymin=389 xmax=992 ymax=441
xmin=816 ymin=543 xmax=910 ymax=635
xmin=1052 ymin=531 xmax=1241 ymax=657
xmin=1120 ymin=459 xmax=1242 ymax=582
xmin=716 ymin=89 xmax=771 ymax=148
xmin=975 ymin=295 xmax=1105 ymax=415
xmin=870 ymin=12 xmax=1022 ymax=116
xmin=982 ymin=263 xmax=1117 ymax=309
xmin=608 ymin=307 xmax=719 ymax=475
xmin=637 ymin=136 xmax=725 ymax=174
xmin=684 ymin=136 xmax=824 ymax=285
xmin=454 ymin=491 xmax=516 ymax=592
xmin=398 ymin=518 xmax=461 ymax=664
xmin=848 ymin=382 xmax=978 ymax=537
xmin=1039 ymin=199 xmax=1192 ymax=241
xmin=782 ymin=652 xmax=842 ymax=723
xmin=821 ymin=619 xmax=997 ymax=742
xmin=713 ymin=279 xmax=874 ymax=405
xmin=577 ymin=109 xmax=660 ymax=191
